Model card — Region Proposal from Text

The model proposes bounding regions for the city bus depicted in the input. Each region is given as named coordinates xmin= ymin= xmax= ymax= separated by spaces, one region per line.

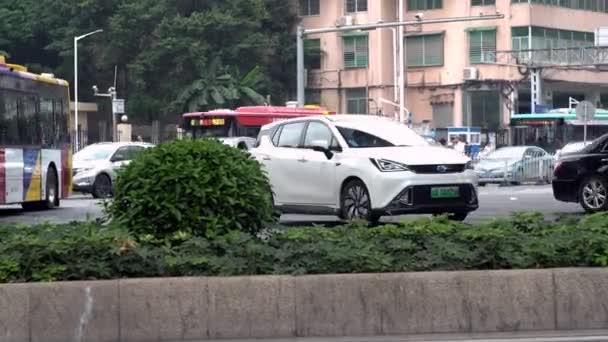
xmin=511 ymin=109 xmax=608 ymax=152
xmin=0 ymin=57 xmax=72 ymax=209
xmin=182 ymin=105 xmax=336 ymax=141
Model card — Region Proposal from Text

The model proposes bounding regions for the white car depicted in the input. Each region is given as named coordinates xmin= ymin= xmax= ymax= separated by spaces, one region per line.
xmin=72 ymin=142 xmax=154 ymax=198
xmin=252 ymin=115 xmax=478 ymax=222
xmin=555 ymin=141 xmax=592 ymax=160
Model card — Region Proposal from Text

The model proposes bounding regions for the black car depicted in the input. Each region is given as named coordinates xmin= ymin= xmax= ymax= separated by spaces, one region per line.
xmin=553 ymin=134 xmax=608 ymax=212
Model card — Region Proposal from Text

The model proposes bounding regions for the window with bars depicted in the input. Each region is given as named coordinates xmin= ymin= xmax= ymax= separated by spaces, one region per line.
xmin=407 ymin=0 xmax=442 ymax=10
xmin=299 ymin=0 xmax=320 ymax=16
xmin=469 ymin=29 xmax=497 ymax=64
xmin=406 ymin=34 xmax=444 ymax=67
xmin=346 ymin=0 xmax=368 ymax=12
xmin=472 ymin=0 xmax=495 ymax=5
xmin=304 ymin=39 xmax=321 ymax=70
xmin=343 ymin=35 xmax=368 ymax=68
xmin=346 ymin=88 xmax=368 ymax=114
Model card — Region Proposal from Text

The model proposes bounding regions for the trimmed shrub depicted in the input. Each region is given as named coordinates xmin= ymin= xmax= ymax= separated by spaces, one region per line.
xmin=3 ymin=213 xmax=608 ymax=283
xmin=105 ymin=139 xmax=274 ymax=241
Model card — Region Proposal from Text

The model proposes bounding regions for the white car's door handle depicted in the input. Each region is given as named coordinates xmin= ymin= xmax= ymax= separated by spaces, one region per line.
xmin=298 ymin=158 xmax=308 ymax=163
xmin=261 ymin=156 xmax=271 ymax=161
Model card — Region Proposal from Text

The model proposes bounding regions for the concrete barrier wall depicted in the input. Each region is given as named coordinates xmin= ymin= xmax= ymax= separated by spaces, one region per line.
xmin=0 ymin=268 xmax=606 ymax=342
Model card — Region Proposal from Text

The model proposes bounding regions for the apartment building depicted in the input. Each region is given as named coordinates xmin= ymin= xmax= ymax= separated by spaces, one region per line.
xmin=299 ymin=0 xmax=608 ymax=146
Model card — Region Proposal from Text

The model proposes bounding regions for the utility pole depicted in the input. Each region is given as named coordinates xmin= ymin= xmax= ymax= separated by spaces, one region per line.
xmin=296 ymin=13 xmax=505 ymax=116
xmin=94 ymin=86 xmax=123 ymax=142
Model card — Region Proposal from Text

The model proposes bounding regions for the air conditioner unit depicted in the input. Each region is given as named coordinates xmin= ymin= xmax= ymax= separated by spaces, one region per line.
xmin=463 ymin=67 xmax=478 ymax=81
xmin=336 ymin=15 xmax=355 ymax=27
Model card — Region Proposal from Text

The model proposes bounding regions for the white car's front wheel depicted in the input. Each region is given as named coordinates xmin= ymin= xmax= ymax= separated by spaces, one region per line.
xmin=340 ymin=179 xmax=380 ymax=224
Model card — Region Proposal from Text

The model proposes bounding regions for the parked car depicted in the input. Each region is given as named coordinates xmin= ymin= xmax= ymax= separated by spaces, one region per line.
xmin=555 ymin=141 xmax=592 ymax=160
xmin=474 ymin=146 xmax=554 ymax=185
xmin=72 ymin=142 xmax=154 ymax=198
xmin=553 ymin=133 xmax=608 ymax=212
xmin=251 ymin=115 xmax=478 ymax=222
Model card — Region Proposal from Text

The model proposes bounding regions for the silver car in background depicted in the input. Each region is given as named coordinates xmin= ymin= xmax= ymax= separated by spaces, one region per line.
xmin=72 ymin=142 xmax=154 ymax=198
xmin=474 ymin=146 xmax=554 ymax=185
xmin=555 ymin=141 xmax=592 ymax=160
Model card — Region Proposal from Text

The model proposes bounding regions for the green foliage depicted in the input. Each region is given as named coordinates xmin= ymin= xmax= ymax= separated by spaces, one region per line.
xmin=0 ymin=0 xmax=297 ymax=120
xmin=105 ymin=139 xmax=274 ymax=241
xmin=4 ymin=212 xmax=608 ymax=283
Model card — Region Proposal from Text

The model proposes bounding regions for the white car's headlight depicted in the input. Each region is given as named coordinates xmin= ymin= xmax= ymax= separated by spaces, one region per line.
xmin=370 ymin=158 xmax=410 ymax=172
xmin=465 ymin=161 xmax=474 ymax=170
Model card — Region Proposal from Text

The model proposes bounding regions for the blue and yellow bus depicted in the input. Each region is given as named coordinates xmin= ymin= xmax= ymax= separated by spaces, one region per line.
xmin=0 ymin=56 xmax=72 ymax=209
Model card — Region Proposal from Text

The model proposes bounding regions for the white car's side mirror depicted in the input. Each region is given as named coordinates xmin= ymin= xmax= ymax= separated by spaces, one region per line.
xmin=310 ymin=140 xmax=329 ymax=151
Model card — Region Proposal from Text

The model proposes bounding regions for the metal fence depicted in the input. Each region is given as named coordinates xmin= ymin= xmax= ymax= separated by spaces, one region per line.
xmin=476 ymin=155 xmax=556 ymax=186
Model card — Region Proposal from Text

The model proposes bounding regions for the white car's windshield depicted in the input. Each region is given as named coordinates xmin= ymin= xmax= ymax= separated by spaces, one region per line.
xmin=74 ymin=145 xmax=116 ymax=161
xmin=485 ymin=147 xmax=525 ymax=160
xmin=335 ymin=120 xmax=428 ymax=148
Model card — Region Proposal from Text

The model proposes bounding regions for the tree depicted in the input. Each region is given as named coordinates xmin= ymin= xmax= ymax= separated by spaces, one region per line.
xmin=0 ymin=0 xmax=297 ymax=123
xmin=176 ymin=58 xmax=266 ymax=113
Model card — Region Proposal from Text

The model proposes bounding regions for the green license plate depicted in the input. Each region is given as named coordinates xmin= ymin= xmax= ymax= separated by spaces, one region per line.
xmin=430 ymin=186 xmax=460 ymax=199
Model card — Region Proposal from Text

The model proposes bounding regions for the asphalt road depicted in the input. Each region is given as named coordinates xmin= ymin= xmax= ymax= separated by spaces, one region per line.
xmin=0 ymin=184 xmax=583 ymax=226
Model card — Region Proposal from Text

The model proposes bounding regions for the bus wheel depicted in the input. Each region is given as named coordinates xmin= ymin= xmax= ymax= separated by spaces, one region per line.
xmin=93 ymin=174 xmax=113 ymax=199
xmin=42 ymin=167 xmax=59 ymax=209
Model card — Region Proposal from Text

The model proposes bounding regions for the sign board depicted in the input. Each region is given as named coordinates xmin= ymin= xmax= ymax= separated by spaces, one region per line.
xmin=112 ymin=99 xmax=125 ymax=114
xmin=576 ymin=100 xmax=596 ymax=144
xmin=576 ymin=100 xmax=595 ymax=122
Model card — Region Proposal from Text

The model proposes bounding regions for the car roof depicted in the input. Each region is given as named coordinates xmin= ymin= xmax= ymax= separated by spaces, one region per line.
xmin=260 ymin=114 xmax=392 ymax=130
xmin=87 ymin=142 xmax=154 ymax=147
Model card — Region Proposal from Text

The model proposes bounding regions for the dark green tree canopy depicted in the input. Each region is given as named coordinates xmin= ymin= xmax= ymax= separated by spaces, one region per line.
xmin=0 ymin=0 xmax=296 ymax=122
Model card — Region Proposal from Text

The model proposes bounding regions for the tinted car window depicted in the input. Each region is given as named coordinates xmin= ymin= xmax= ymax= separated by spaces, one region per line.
xmin=277 ymin=122 xmax=306 ymax=148
xmin=336 ymin=127 xmax=394 ymax=148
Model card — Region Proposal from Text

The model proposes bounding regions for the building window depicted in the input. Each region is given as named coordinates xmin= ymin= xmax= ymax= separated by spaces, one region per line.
xmin=346 ymin=0 xmax=368 ymax=12
xmin=346 ymin=88 xmax=368 ymax=114
xmin=343 ymin=35 xmax=368 ymax=68
xmin=469 ymin=29 xmax=497 ymax=64
xmin=407 ymin=0 xmax=442 ymax=10
xmin=306 ymin=89 xmax=322 ymax=105
xmin=406 ymin=34 xmax=444 ymax=67
xmin=512 ymin=0 xmax=608 ymax=13
xmin=472 ymin=0 xmax=495 ymax=5
xmin=304 ymin=39 xmax=321 ymax=70
xmin=511 ymin=26 xmax=594 ymax=51
xmin=299 ymin=0 xmax=320 ymax=16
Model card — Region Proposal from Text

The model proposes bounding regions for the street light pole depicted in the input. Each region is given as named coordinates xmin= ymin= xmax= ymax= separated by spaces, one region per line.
xmin=74 ymin=29 xmax=103 ymax=151
xmin=295 ymin=13 xmax=505 ymax=109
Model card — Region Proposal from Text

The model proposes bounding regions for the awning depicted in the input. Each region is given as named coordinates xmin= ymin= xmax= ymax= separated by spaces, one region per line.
xmin=567 ymin=120 xmax=608 ymax=126
xmin=465 ymin=26 xmax=497 ymax=32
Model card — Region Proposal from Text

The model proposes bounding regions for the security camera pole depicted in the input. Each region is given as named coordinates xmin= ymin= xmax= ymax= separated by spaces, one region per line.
xmin=296 ymin=13 xmax=504 ymax=120
xmin=94 ymin=86 xmax=124 ymax=142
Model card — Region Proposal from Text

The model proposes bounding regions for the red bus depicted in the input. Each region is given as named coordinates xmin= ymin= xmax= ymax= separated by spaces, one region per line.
xmin=182 ymin=106 xmax=335 ymax=140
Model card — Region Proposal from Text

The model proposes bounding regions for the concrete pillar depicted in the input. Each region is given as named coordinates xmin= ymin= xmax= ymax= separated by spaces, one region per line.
xmin=454 ymin=87 xmax=464 ymax=127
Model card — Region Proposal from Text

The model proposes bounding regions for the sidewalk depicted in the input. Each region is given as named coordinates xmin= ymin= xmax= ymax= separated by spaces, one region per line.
xmin=179 ymin=330 xmax=608 ymax=342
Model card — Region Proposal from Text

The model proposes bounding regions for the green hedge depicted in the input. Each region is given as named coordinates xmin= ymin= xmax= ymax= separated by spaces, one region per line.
xmin=2 ymin=212 xmax=608 ymax=283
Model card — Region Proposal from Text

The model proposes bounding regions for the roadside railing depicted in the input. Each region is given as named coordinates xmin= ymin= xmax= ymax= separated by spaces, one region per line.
xmin=476 ymin=155 xmax=556 ymax=186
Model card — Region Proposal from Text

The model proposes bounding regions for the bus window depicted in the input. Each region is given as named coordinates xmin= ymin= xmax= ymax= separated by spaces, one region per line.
xmin=188 ymin=117 xmax=235 ymax=139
